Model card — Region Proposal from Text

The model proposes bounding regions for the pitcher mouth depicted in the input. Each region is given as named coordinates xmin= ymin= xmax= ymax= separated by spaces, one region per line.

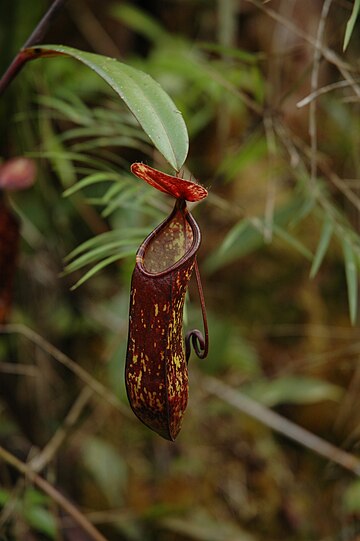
xmin=135 ymin=199 xmax=201 ymax=278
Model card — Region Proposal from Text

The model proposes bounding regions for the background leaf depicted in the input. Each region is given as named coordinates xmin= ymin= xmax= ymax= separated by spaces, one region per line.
xmin=243 ymin=376 xmax=343 ymax=407
xmin=81 ymin=437 xmax=128 ymax=506
xmin=310 ymin=218 xmax=333 ymax=278
xmin=343 ymin=238 xmax=358 ymax=324
xmin=343 ymin=0 xmax=360 ymax=51
xmin=343 ymin=480 xmax=360 ymax=513
xmin=28 ymin=44 xmax=189 ymax=170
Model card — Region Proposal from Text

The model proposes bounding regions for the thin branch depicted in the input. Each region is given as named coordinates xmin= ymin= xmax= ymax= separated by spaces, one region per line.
xmin=204 ymin=376 xmax=360 ymax=475
xmin=23 ymin=0 xmax=69 ymax=49
xmin=309 ymin=0 xmax=333 ymax=186
xmin=326 ymin=170 xmax=360 ymax=215
xmin=297 ymin=79 xmax=357 ymax=108
xmin=0 ymin=362 xmax=39 ymax=376
xmin=243 ymin=0 xmax=360 ymax=99
xmin=0 ymin=445 xmax=108 ymax=541
xmin=29 ymin=387 xmax=94 ymax=473
xmin=0 ymin=323 xmax=129 ymax=417
xmin=276 ymin=116 xmax=360 ymax=217
xmin=0 ymin=0 xmax=69 ymax=96
xmin=243 ymin=0 xmax=348 ymax=70
xmin=263 ymin=114 xmax=277 ymax=242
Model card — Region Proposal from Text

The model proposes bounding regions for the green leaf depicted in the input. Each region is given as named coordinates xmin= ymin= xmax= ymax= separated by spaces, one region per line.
xmin=0 ymin=489 xmax=10 ymax=506
xmin=41 ymin=117 xmax=77 ymax=188
xmin=198 ymin=314 xmax=260 ymax=376
xmin=29 ymin=150 xmax=116 ymax=173
xmin=82 ymin=437 xmax=128 ymax=506
xmin=37 ymin=94 xmax=91 ymax=125
xmin=218 ymin=218 xmax=251 ymax=255
xmin=161 ymin=512 xmax=256 ymax=541
xmin=243 ymin=376 xmax=343 ymax=407
xmin=70 ymin=252 xmax=133 ymax=290
xmin=101 ymin=185 xmax=140 ymax=217
xmin=28 ymin=45 xmax=189 ymax=170
xmin=272 ymin=224 xmax=313 ymax=260
xmin=220 ymin=133 xmax=267 ymax=181
xmin=23 ymin=489 xmax=57 ymax=538
xmin=69 ymin=135 xmax=149 ymax=154
xmin=204 ymin=218 xmax=263 ymax=273
xmin=343 ymin=238 xmax=358 ymax=324
xmin=24 ymin=488 xmax=50 ymax=506
xmin=23 ymin=506 xmax=57 ymax=538
xmin=102 ymin=181 xmax=127 ymax=203
xmin=310 ymin=218 xmax=333 ymax=278
xmin=205 ymin=195 xmax=312 ymax=274
xmin=64 ymin=228 xmax=148 ymax=261
xmin=343 ymin=479 xmax=360 ymax=513
xmin=343 ymin=0 xmax=360 ymax=51
xmin=64 ymin=239 xmax=141 ymax=273
xmin=62 ymin=171 xmax=122 ymax=197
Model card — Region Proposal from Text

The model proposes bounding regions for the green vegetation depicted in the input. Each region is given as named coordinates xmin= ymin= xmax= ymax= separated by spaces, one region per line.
xmin=1 ymin=1 xmax=360 ymax=539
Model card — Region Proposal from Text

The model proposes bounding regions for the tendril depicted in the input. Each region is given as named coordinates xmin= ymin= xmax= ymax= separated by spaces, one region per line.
xmin=185 ymin=258 xmax=209 ymax=363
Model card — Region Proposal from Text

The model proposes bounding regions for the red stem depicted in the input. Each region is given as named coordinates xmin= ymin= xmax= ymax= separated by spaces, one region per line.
xmin=0 ymin=51 xmax=30 ymax=97
xmin=194 ymin=257 xmax=209 ymax=358
xmin=185 ymin=258 xmax=209 ymax=362
xmin=0 ymin=0 xmax=68 ymax=97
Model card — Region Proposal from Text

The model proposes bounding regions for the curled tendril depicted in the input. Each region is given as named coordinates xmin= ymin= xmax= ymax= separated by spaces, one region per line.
xmin=185 ymin=258 xmax=209 ymax=363
xmin=185 ymin=329 xmax=207 ymax=362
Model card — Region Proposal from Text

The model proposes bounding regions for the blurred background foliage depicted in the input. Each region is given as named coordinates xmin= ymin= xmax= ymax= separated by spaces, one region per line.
xmin=1 ymin=0 xmax=360 ymax=539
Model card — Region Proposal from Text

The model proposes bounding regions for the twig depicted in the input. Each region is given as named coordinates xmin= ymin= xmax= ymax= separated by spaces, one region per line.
xmin=204 ymin=376 xmax=360 ymax=475
xmin=263 ymin=114 xmax=277 ymax=242
xmin=309 ymin=0 xmax=333 ymax=186
xmin=0 ymin=0 xmax=69 ymax=96
xmin=0 ymin=481 xmax=24 ymax=529
xmin=0 ymin=445 xmax=108 ymax=541
xmin=0 ymin=323 xmax=129 ymax=416
xmin=0 ymin=362 xmax=39 ymax=376
xmin=276 ymin=116 xmax=360 ymax=216
xmin=297 ymin=80 xmax=357 ymax=108
xmin=243 ymin=0 xmax=348 ymax=70
xmin=243 ymin=0 xmax=360 ymax=100
xmin=324 ymin=169 xmax=360 ymax=215
xmin=29 ymin=387 xmax=94 ymax=473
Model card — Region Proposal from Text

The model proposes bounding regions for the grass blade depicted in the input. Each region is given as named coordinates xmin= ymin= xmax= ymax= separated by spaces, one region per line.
xmin=272 ymin=224 xmax=313 ymax=260
xmin=64 ymin=228 xmax=148 ymax=261
xmin=343 ymin=0 xmax=360 ymax=51
xmin=310 ymin=219 xmax=333 ymax=278
xmin=343 ymin=238 xmax=358 ymax=324
xmin=64 ymin=240 xmax=140 ymax=272
xmin=70 ymin=252 xmax=134 ymax=290
xmin=63 ymin=172 xmax=122 ymax=197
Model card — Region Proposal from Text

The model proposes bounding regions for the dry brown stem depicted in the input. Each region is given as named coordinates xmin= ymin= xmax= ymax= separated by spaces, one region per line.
xmin=204 ymin=376 xmax=360 ymax=475
xmin=0 ymin=445 xmax=108 ymax=541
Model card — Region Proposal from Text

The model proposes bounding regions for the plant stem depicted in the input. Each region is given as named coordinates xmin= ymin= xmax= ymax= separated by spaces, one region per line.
xmin=0 ymin=0 xmax=68 ymax=96
xmin=0 ymin=323 xmax=129 ymax=416
xmin=0 ymin=445 xmax=108 ymax=541
xmin=0 ymin=51 xmax=30 ymax=97
xmin=204 ymin=376 xmax=360 ymax=475
xmin=22 ymin=0 xmax=69 ymax=49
